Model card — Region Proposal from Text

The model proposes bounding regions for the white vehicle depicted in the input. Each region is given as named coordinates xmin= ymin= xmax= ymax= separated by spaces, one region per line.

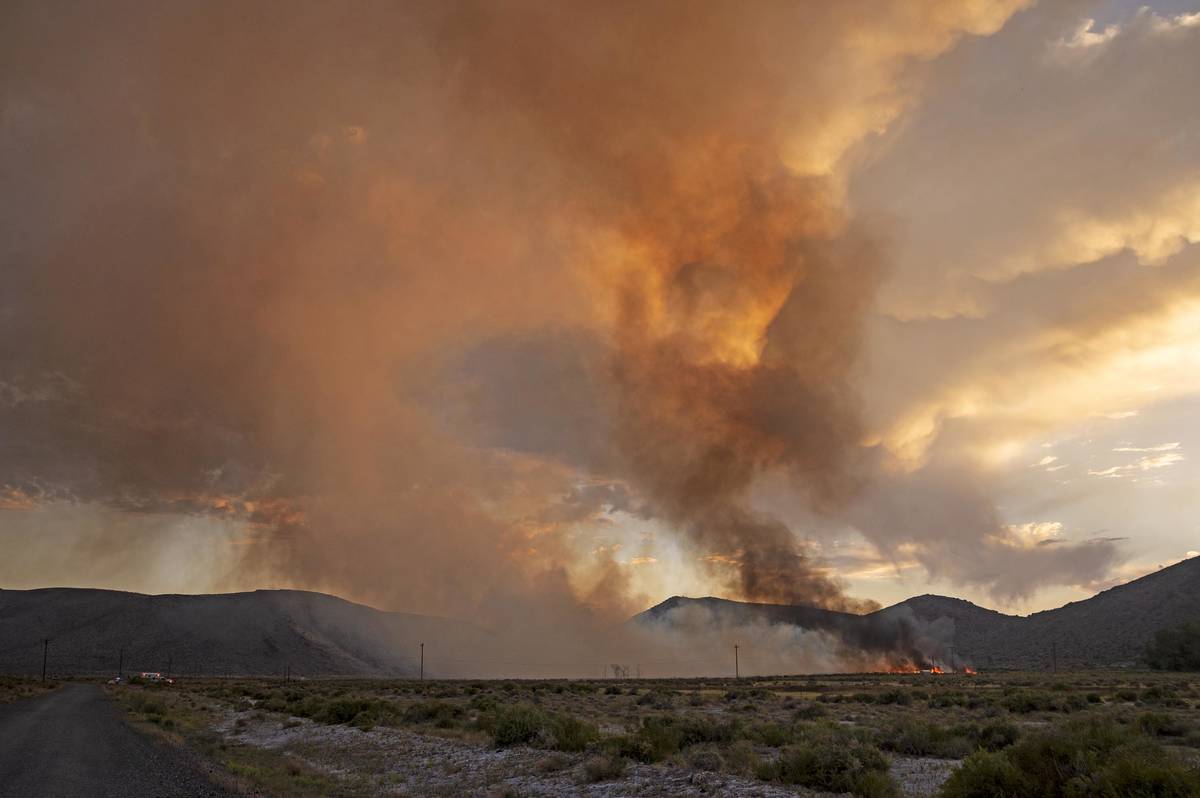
xmin=138 ymin=671 xmax=175 ymax=684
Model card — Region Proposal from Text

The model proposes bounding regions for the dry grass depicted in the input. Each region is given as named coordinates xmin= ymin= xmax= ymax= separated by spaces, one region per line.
xmin=105 ymin=670 xmax=1200 ymax=797
xmin=0 ymin=675 xmax=58 ymax=704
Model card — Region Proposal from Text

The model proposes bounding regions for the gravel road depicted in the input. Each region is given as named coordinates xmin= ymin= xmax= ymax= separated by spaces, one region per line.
xmin=0 ymin=683 xmax=231 ymax=798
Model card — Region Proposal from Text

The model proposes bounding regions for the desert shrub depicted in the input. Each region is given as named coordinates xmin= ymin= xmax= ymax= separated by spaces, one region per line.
xmin=1000 ymin=690 xmax=1072 ymax=713
xmin=580 ymin=754 xmax=626 ymax=783
xmin=688 ymin=747 xmax=723 ymax=771
xmin=636 ymin=690 xmax=674 ymax=709
xmin=722 ymin=739 xmax=760 ymax=776
xmin=1140 ymin=686 xmax=1187 ymax=707
xmin=1134 ymin=711 xmax=1189 ymax=738
xmin=1146 ymin=621 xmax=1200 ymax=671
xmin=130 ymin=695 xmax=167 ymax=716
xmin=609 ymin=714 xmax=725 ymax=762
xmin=761 ymin=726 xmax=894 ymax=796
xmin=794 ymin=702 xmax=826 ymax=720
xmin=749 ymin=721 xmax=795 ymax=747
xmin=547 ymin=713 xmax=598 ymax=752
xmin=402 ymin=700 xmax=463 ymax=728
xmin=876 ymin=689 xmax=912 ymax=706
xmin=878 ymin=719 xmax=973 ymax=759
xmin=311 ymin=698 xmax=399 ymax=730
xmin=488 ymin=703 xmax=595 ymax=751
xmin=939 ymin=717 xmax=1200 ymax=797
xmin=974 ymin=720 xmax=1021 ymax=751
xmin=856 ymin=769 xmax=903 ymax=798
xmin=929 ymin=692 xmax=967 ymax=709
xmin=939 ymin=751 xmax=1024 ymax=797
xmin=469 ymin=693 xmax=499 ymax=712
xmin=492 ymin=703 xmax=548 ymax=746
xmin=626 ymin=717 xmax=683 ymax=762
xmin=534 ymin=752 xmax=570 ymax=773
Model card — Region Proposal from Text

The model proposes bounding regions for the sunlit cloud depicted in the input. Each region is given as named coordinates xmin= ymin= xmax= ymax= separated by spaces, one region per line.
xmin=1088 ymin=453 xmax=1185 ymax=479
xmin=1113 ymin=442 xmax=1180 ymax=453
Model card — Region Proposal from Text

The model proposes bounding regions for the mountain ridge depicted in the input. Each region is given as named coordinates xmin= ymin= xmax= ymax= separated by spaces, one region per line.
xmin=636 ymin=557 xmax=1200 ymax=669
xmin=0 ymin=586 xmax=493 ymax=678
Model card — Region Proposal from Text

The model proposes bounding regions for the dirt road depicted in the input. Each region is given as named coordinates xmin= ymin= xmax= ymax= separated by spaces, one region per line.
xmin=0 ymin=683 xmax=230 ymax=797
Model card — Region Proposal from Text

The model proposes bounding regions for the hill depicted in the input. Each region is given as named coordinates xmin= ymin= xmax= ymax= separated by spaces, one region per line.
xmin=635 ymin=556 xmax=1200 ymax=669
xmin=0 ymin=587 xmax=492 ymax=678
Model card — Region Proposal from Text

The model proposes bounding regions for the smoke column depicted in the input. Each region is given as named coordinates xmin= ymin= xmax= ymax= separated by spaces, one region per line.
xmin=0 ymin=1 xmax=1028 ymax=636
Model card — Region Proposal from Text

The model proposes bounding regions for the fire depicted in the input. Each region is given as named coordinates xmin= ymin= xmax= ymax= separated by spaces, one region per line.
xmin=963 ymin=667 xmax=977 ymax=676
xmin=887 ymin=664 xmax=920 ymax=674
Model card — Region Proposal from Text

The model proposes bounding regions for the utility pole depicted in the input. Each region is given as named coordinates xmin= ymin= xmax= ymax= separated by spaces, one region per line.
xmin=419 ymin=642 xmax=424 ymax=681
xmin=734 ymin=644 xmax=740 ymax=680
xmin=41 ymin=638 xmax=49 ymax=682
xmin=167 ymin=655 xmax=172 ymax=680
xmin=118 ymin=647 xmax=124 ymax=680
xmin=1052 ymin=642 xmax=1058 ymax=674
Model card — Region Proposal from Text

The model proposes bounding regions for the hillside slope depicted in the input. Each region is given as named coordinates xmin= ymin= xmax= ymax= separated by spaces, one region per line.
xmin=636 ymin=556 xmax=1200 ymax=669
xmin=0 ymin=587 xmax=492 ymax=678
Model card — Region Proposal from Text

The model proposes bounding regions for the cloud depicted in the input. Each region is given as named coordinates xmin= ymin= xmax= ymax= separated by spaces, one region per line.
xmin=0 ymin=0 xmax=1035 ymax=629
xmin=829 ymin=3 xmax=1200 ymax=605
xmin=1088 ymin=453 xmax=1185 ymax=478
xmin=1113 ymin=443 xmax=1180 ymax=452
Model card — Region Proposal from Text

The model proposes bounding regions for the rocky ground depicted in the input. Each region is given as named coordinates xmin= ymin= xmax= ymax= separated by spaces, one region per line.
xmin=215 ymin=704 xmax=958 ymax=797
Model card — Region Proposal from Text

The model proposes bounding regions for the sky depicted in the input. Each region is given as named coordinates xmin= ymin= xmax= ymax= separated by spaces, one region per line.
xmin=1 ymin=0 xmax=1197 ymax=630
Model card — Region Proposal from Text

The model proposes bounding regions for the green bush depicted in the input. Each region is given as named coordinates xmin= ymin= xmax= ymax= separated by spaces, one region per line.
xmin=722 ymin=739 xmax=760 ymax=775
xmin=1134 ymin=711 xmax=1189 ymax=738
xmin=878 ymin=718 xmax=1018 ymax=759
xmin=879 ymin=719 xmax=972 ymax=759
xmin=581 ymin=754 xmax=626 ymax=783
xmin=939 ymin=717 xmax=1200 ymax=797
xmin=974 ymin=720 xmax=1021 ymax=752
xmin=469 ymin=693 xmax=499 ymax=712
xmin=687 ymin=747 xmax=723 ymax=771
xmin=402 ymin=700 xmax=463 ymax=728
xmin=877 ymin=689 xmax=912 ymax=706
xmin=939 ymin=751 xmax=1024 ymax=797
xmin=492 ymin=704 xmax=548 ymax=746
xmin=794 ymin=702 xmax=827 ymax=720
xmin=1145 ymin=621 xmax=1200 ymax=671
xmin=488 ymin=703 xmax=596 ymax=751
xmin=310 ymin=698 xmax=400 ymax=730
xmin=762 ymin=727 xmax=895 ymax=796
xmin=749 ymin=721 xmax=795 ymax=747
xmin=548 ymin=713 xmax=598 ymax=752
xmin=130 ymin=695 xmax=167 ymax=716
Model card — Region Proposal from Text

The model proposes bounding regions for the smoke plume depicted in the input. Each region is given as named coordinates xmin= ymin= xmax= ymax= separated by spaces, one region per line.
xmin=3 ymin=0 xmax=1094 ymax=658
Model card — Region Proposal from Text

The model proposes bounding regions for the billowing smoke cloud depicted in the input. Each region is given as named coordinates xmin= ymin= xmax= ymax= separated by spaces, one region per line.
xmin=18 ymin=0 xmax=1175 ymax=666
